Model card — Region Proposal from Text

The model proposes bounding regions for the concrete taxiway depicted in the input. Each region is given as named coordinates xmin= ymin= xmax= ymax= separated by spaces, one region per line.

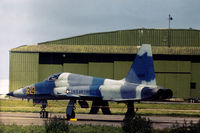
xmin=0 ymin=112 xmax=199 ymax=129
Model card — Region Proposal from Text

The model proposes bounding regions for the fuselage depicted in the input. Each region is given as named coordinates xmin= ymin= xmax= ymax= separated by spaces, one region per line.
xmin=10 ymin=72 xmax=169 ymax=101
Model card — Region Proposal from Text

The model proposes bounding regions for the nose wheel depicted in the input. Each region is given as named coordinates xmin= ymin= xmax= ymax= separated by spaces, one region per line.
xmin=40 ymin=104 xmax=48 ymax=118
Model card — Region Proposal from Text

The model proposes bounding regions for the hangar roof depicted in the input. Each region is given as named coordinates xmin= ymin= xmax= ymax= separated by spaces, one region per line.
xmin=38 ymin=28 xmax=200 ymax=47
xmin=11 ymin=44 xmax=200 ymax=55
xmin=11 ymin=28 xmax=200 ymax=55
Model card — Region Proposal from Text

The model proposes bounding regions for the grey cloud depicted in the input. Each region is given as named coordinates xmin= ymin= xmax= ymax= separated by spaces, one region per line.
xmin=0 ymin=0 xmax=200 ymax=79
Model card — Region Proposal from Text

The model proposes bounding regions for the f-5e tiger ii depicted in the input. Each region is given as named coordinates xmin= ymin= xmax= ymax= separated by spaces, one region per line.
xmin=7 ymin=44 xmax=173 ymax=120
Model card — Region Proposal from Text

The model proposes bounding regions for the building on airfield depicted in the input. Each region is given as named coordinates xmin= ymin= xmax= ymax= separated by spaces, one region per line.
xmin=10 ymin=28 xmax=200 ymax=99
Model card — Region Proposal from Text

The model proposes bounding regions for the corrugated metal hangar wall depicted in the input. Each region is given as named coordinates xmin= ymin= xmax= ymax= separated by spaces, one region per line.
xmin=10 ymin=29 xmax=200 ymax=99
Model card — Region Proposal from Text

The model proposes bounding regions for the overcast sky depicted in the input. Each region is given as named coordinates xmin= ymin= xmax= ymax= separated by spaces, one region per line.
xmin=0 ymin=0 xmax=199 ymax=80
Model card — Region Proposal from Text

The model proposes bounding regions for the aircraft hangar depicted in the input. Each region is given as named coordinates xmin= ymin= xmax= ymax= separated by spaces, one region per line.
xmin=10 ymin=28 xmax=200 ymax=99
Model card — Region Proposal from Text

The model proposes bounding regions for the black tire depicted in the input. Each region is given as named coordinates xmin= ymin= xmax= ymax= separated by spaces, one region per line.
xmin=66 ymin=111 xmax=75 ymax=120
xmin=67 ymin=114 xmax=71 ymax=120
xmin=40 ymin=111 xmax=44 ymax=118
xmin=71 ymin=110 xmax=75 ymax=118
xmin=44 ymin=111 xmax=48 ymax=118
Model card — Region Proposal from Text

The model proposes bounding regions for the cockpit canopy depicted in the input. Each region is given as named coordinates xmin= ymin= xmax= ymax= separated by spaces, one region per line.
xmin=47 ymin=73 xmax=62 ymax=81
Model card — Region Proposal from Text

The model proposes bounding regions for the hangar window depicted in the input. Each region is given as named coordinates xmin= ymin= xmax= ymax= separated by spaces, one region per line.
xmin=190 ymin=82 xmax=196 ymax=89
xmin=48 ymin=73 xmax=62 ymax=81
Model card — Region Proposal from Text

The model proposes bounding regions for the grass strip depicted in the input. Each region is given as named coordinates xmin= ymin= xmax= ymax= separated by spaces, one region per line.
xmin=1 ymin=99 xmax=200 ymax=117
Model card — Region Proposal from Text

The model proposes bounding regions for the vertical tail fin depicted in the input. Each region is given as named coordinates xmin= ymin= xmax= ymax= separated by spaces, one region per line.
xmin=125 ymin=44 xmax=156 ymax=85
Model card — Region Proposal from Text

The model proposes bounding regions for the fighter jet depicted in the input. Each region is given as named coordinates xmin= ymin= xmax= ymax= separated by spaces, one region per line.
xmin=7 ymin=44 xmax=172 ymax=120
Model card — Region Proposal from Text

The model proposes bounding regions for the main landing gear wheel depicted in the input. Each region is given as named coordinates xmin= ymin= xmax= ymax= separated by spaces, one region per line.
xmin=40 ymin=105 xmax=48 ymax=118
xmin=66 ymin=100 xmax=76 ymax=120
xmin=67 ymin=110 xmax=75 ymax=120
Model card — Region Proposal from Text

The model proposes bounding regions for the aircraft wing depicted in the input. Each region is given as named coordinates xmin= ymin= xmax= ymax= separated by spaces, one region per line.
xmin=65 ymin=94 xmax=101 ymax=99
xmin=110 ymin=98 xmax=141 ymax=102
xmin=66 ymin=94 xmax=80 ymax=98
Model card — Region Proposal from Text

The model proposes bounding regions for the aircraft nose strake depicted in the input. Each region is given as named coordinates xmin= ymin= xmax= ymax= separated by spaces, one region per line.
xmin=7 ymin=92 xmax=14 ymax=96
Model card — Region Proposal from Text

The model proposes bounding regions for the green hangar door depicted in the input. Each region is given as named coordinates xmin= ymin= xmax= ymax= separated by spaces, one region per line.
xmin=190 ymin=63 xmax=200 ymax=98
xmin=154 ymin=61 xmax=191 ymax=99
xmin=9 ymin=53 xmax=39 ymax=92
xmin=89 ymin=62 xmax=114 ymax=79
xmin=63 ymin=63 xmax=88 ymax=75
xmin=39 ymin=65 xmax=62 ymax=81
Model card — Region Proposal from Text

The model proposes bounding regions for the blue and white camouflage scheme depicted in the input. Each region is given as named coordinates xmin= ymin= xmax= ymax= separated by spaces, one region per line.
xmin=7 ymin=44 xmax=173 ymax=119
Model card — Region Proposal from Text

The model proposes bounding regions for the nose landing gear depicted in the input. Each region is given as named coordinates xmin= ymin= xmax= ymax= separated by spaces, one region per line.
xmin=33 ymin=99 xmax=48 ymax=118
xmin=40 ymin=104 xmax=48 ymax=118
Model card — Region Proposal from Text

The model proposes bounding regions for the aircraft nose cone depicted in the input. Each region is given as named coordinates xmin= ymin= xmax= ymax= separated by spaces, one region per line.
xmin=7 ymin=92 xmax=14 ymax=96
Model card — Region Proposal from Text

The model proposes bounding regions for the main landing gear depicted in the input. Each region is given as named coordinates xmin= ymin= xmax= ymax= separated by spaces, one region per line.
xmin=66 ymin=100 xmax=76 ymax=120
xmin=125 ymin=101 xmax=135 ymax=119
xmin=66 ymin=100 xmax=111 ymax=120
